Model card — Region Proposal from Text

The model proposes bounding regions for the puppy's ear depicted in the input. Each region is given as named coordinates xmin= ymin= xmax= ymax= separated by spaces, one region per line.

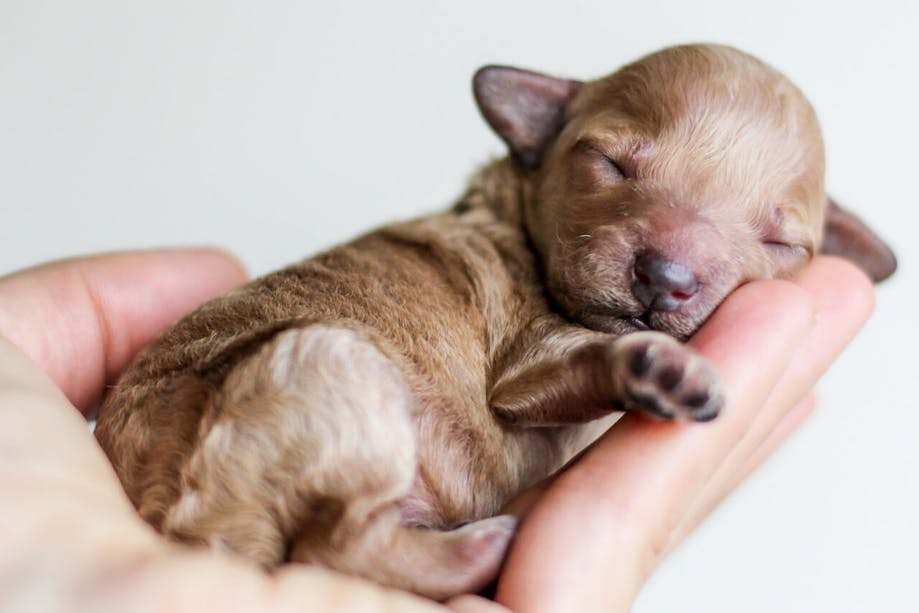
xmin=821 ymin=198 xmax=898 ymax=283
xmin=473 ymin=65 xmax=582 ymax=167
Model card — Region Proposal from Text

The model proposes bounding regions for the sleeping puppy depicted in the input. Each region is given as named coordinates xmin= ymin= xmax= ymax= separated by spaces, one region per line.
xmin=94 ymin=44 xmax=896 ymax=600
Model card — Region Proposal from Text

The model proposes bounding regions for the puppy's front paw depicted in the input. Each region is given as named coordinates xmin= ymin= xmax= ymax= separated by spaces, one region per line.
xmin=614 ymin=332 xmax=723 ymax=422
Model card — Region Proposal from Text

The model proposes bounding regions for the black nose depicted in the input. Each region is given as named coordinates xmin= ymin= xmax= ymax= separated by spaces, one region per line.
xmin=632 ymin=253 xmax=700 ymax=312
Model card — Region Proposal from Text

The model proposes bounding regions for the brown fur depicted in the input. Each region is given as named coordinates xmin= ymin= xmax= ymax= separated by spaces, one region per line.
xmin=94 ymin=44 xmax=896 ymax=600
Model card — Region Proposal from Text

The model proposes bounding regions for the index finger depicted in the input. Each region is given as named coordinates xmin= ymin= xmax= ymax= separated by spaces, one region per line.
xmin=0 ymin=248 xmax=248 ymax=412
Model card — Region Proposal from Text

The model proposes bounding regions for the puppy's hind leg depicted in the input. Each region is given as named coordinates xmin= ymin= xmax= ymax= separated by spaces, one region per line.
xmin=162 ymin=324 xmax=513 ymax=599
xmin=294 ymin=506 xmax=517 ymax=601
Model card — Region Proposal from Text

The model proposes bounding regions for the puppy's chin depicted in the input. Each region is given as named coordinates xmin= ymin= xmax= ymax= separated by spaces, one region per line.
xmin=575 ymin=311 xmax=652 ymax=336
xmin=575 ymin=309 xmax=701 ymax=341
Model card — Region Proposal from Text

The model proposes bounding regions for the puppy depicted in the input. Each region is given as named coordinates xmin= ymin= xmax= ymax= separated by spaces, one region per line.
xmin=94 ymin=44 xmax=897 ymax=599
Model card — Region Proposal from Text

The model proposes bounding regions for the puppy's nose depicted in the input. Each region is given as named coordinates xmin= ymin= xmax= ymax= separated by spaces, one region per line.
xmin=632 ymin=253 xmax=700 ymax=312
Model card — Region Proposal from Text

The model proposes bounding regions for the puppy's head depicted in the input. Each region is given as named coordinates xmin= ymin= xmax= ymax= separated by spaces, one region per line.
xmin=474 ymin=44 xmax=896 ymax=339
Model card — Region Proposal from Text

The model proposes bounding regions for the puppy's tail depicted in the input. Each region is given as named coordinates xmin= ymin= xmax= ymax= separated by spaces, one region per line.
xmin=161 ymin=324 xmax=514 ymax=600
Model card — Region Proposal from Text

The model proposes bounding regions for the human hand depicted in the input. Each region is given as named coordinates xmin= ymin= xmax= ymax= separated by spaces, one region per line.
xmin=0 ymin=249 xmax=499 ymax=613
xmin=495 ymin=256 xmax=875 ymax=612
xmin=0 ymin=251 xmax=873 ymax=613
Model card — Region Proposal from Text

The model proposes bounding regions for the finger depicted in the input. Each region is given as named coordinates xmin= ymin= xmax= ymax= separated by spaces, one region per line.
xmin=714 ymin=257 xmax=873 ymax=458
xmin=0 ymin=248 xmax=247 ymax=412
xmin=665 ymin=391 xmax=818 ymax=552
xmin=0 ymin=332 xmax=166 ymax=613
xmin=0 ymin=334 xmax=148 ymax=519
xmin=497 ymin=279 xmax=817 ymax=613
xmin=666 ymin=257 xmax=874 ymax=551
xmin=739 ymin=392 xmax=819 ymax=481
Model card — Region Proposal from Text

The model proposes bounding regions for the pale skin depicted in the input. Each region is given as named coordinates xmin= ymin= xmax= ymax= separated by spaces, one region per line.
xmin=0 ymin=248 xmax=873 ymax=612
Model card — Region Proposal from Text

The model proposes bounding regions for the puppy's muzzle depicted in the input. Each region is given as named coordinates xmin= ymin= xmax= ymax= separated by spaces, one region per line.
xmin=632 ymin=252 xmax=700 ymax=312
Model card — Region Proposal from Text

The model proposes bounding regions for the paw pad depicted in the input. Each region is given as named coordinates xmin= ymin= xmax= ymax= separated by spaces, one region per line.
xmin=617 ymin=333 xmax=724 ymax=422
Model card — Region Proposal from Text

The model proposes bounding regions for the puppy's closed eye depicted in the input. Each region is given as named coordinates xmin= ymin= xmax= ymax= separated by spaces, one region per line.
xmin=571 ymin=141 xmax=633 ymax=192
xmin=763 ymin=240 xmax=809 ymax=260
xmin=597 ymin=152 xmax=628 ymax=181
xmin=761 ymin=207 xmax=810 ymax=261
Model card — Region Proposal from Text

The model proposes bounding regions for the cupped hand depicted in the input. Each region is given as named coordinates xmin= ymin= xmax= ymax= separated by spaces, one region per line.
xmin=0 ymin=250 xmax=873 ymax=613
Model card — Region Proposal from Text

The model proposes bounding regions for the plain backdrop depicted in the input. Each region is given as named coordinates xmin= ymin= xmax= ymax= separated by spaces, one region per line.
xmin=2 ymin=1 xmax=917 ymax=611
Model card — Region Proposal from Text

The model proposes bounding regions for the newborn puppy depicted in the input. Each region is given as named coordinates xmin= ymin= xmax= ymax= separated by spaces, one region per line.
xmin=94 ymin=44 xmax=896 ymax=599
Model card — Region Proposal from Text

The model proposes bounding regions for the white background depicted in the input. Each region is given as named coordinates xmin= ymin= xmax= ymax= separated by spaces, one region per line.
xmin=1 ymin=1 xmax=917 ymax=611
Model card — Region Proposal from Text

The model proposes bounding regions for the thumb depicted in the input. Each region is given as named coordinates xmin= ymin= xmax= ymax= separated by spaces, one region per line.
xmin=0 ymin=335 xmax=445 ymax=613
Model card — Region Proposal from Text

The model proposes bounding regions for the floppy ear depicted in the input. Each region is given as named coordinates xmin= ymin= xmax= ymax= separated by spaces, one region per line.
xmin=820 ymin=198 xmax=898 ymax=283
xmin=473 ymin=65 xmax=582 ymax=167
